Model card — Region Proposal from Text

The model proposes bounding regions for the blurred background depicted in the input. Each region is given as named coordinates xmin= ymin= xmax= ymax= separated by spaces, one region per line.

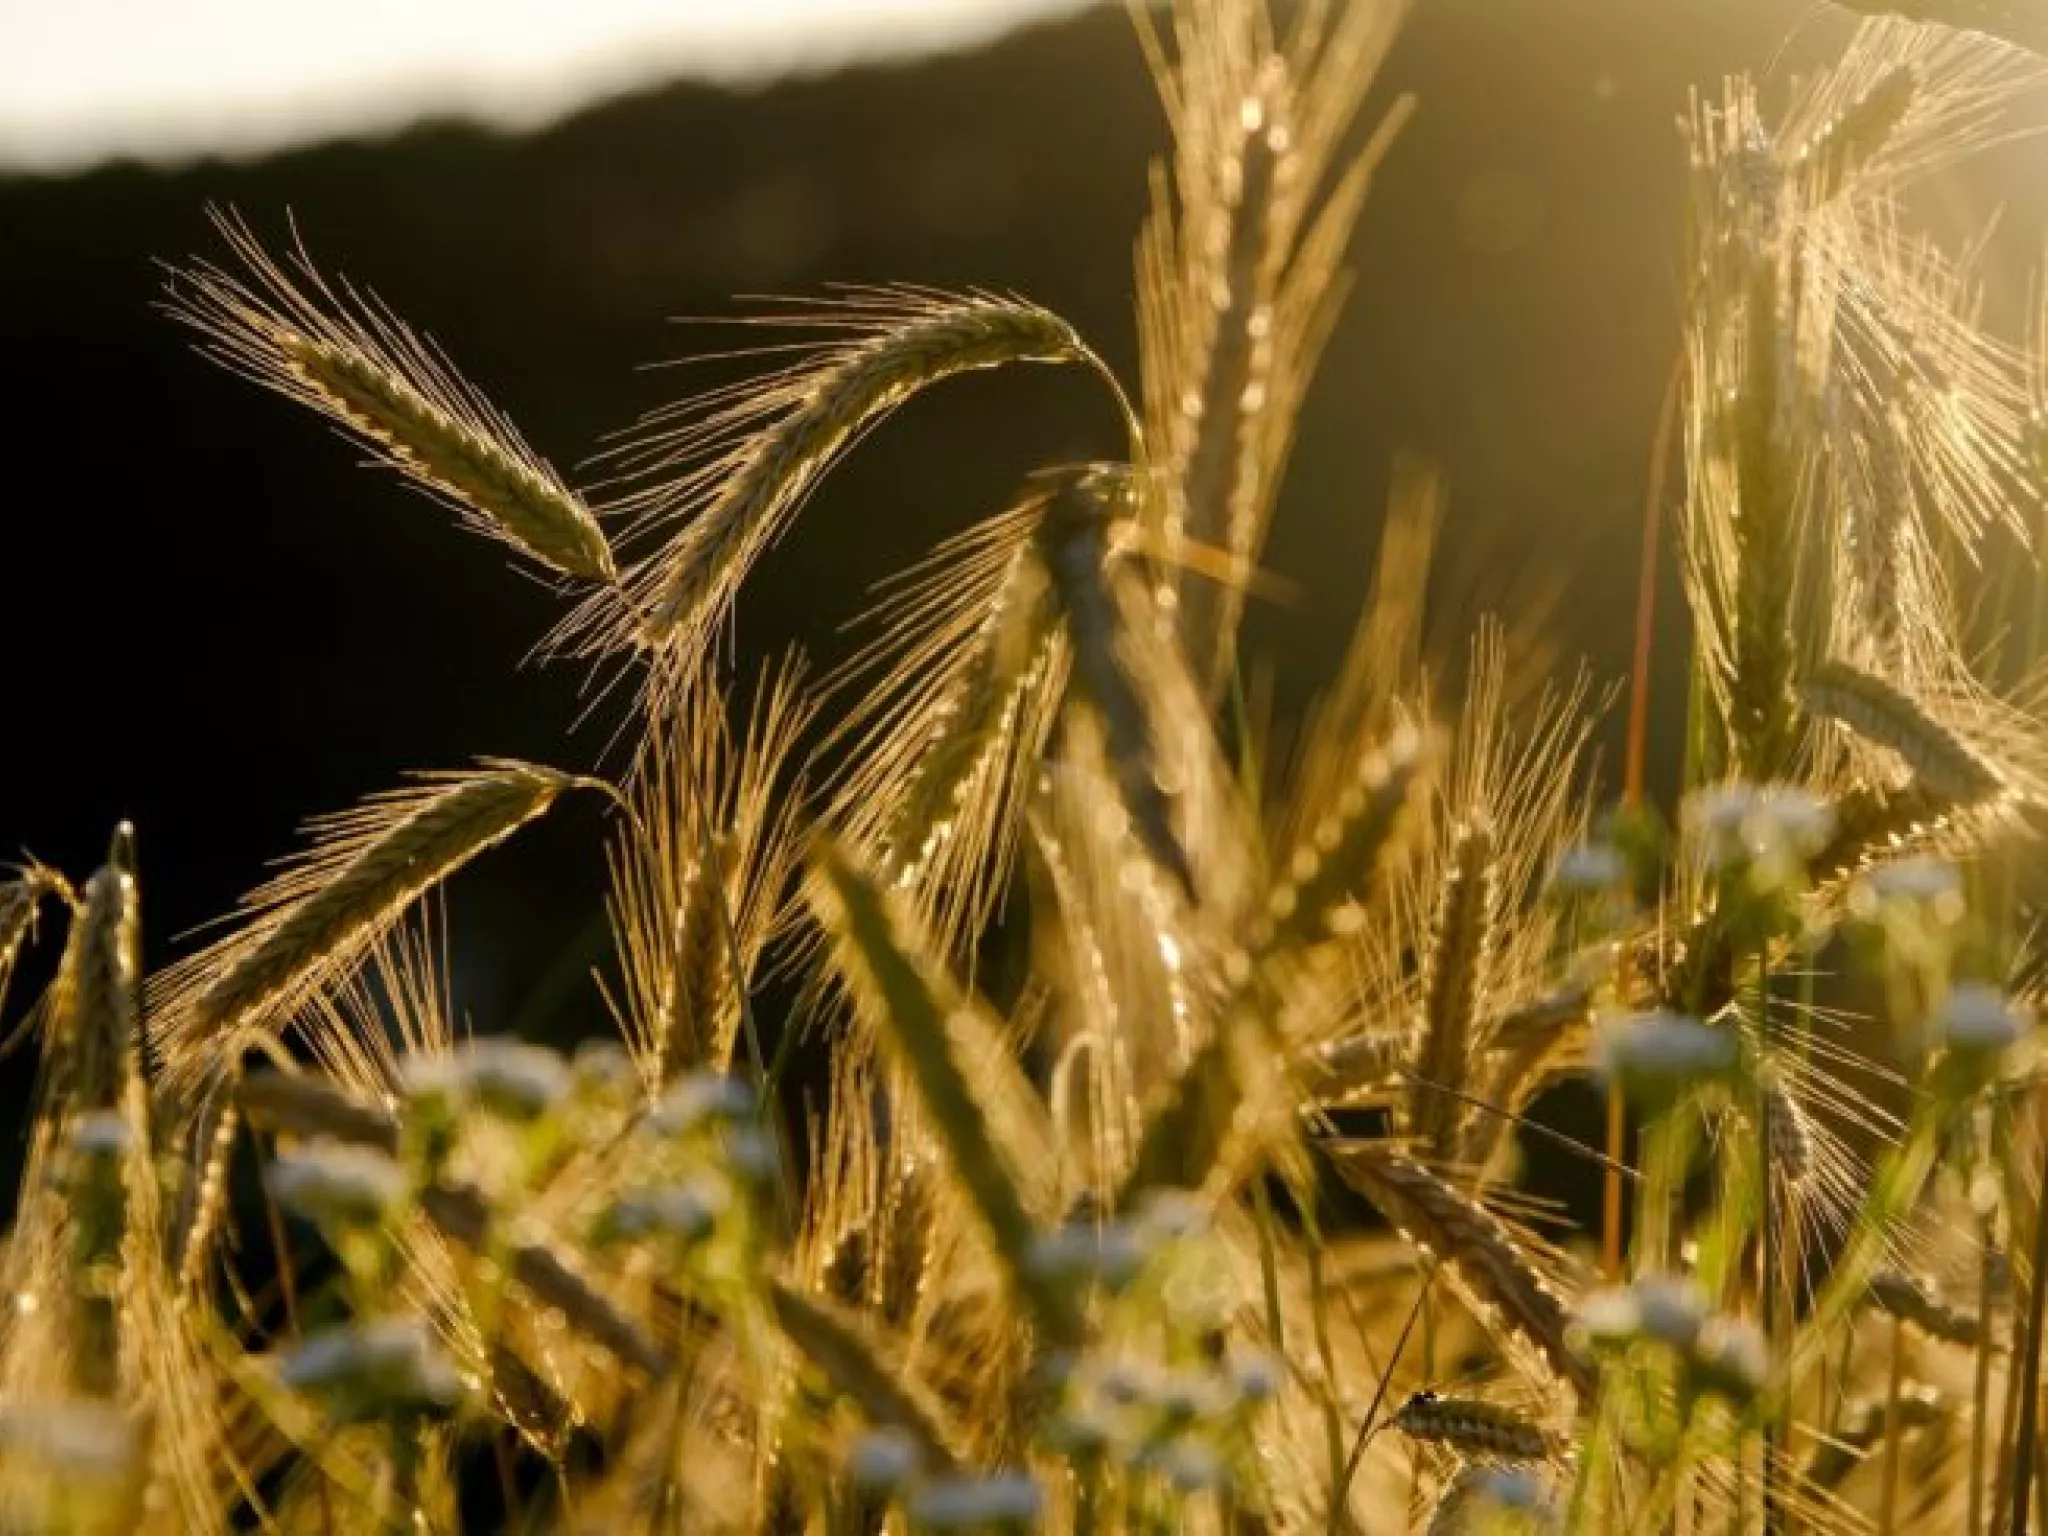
xmin=3 ymin=0 xmax=2044 ymax=1055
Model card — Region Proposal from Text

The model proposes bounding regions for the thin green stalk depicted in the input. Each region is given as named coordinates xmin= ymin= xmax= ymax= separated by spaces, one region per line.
xmin=1878 ymin=1315 xmax=1905 ymax=1536
xmin=2009 ymin=1116 xmax=2048 ymax=1534
xmin=1969 ymin=1196 xmax=1997 ymax=1536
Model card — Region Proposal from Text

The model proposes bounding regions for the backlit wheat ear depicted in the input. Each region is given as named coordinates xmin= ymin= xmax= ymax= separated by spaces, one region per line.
xmin=607 ymin=665 xmax=810 ymax=1082
xmin=1115 ymin=1005 xmax=1285 ymax=1205
xmin=0 ymin=863 xmax=74 ymax=1018
xmin=1252 ymin=723 xmax=1428 ymax=956
xmin=1793 ymin=64 xmax=1919 ymax=204
xmin=1757 ymin=1068 xmax=1815 ymax=1198
xmin=585 ymin=291 xmax=1126 ymax=687
xmin=150 ymin=760 xmax=589 ymax=1097
xmin=824 ymin=493 xmax=1066 ymax=958
xmin=165 ymin=210 xmax=615 ymax=583
xmin=54 ymin=827 xmax=145 ymax=1108
xmin=1136 ymin=0 xmax=1411 ymax=691
xmin=1828 ymin=1 xmax=2048 ymax=56
xmin=767 ymin=1280 xmax=964 ymax=1474
xmin=1406 ymin=822 xmax=1497 ymax=1164
xmin=1330 ymin=1143 xmax=1592 ymax=1395
xmin=1808 ymin=780 xmax=1957 ymax=887
xmin=804 ymin=835 xmax=1078 ymax=1344
xmin=1802 ymin=659 xmax=2005 ymax=803
xmin=1038 ymin=464 xmax=1197 ymax=898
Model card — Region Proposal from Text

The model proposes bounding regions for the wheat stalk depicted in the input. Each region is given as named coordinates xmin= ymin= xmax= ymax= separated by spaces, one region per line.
xmin=165 ymin=211 xmax=615 ymax=583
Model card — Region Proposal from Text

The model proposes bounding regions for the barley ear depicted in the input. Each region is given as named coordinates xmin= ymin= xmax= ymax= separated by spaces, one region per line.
xmin=52 ymin=825 xmax=146 ymax=1112
xmin=165 ymin=211 xmax=615 ymax=583
xmin=805 ymin=834 xmax=1079 ymax=1345
xmin=767 ymin=1280 xmax=964 ymax=1473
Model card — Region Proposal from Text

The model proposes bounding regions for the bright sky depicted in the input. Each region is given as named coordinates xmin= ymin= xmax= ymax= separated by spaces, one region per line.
xmin=0 ymin=0 xmax=1089 ymax=173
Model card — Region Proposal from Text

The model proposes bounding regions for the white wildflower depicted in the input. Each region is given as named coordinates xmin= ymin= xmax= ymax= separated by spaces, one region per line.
xmin=1551 ymin=843 xmax=1628 ymax=894
xmin=1594 ymin=1012 xmax=1737 ymax=1098
xmin=1690 ymin=1315 xmax=1769 ymax=1406
xmin=1863 ymin=856 xmax=1962 ymax=905
xmin=647 ymin=1073 xmax=757 ymax=1137
xmin=278 ymin=1316 xmax=462 ymax=1418
xmin=0 ymin=1400 xmax=141 ymax=1478
xmin=68 ymin=1112 xmax=132 ymax=1161
xmin=908 ymin=1472 xmax=1043 ymax=1529
xmin=269 ymin=1142 xmax=407 ymax=1227
xmin=598 ymin=1177 xmax=731 ymax=1247
xmin=847 ymin=1427 xmax=921 ymax=1491
xmin=1935 ymin=982 xmax=2026 ymax=1059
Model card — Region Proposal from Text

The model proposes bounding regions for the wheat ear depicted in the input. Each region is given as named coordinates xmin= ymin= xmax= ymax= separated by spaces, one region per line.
xmin=1252 ymin=723 xmax=1428 ymax=955
xmin=51 ymin=827 xmax=145 ymax=1112
xmin=767 ymin=1280 xmax=964 ymax=1474
xmin=823 ymin=495 xmax=1065 ymax=958
xmin=1793 ymin=64 xmax=1919 ymax=203
xmin=1330 ymin=1143 xmax=1591 ymax=1395
xmin=1038 ymin=464 xmax=1196 ymax=897
xmin=164 ymin=211 xmax=614 ymax=582
xmin=1868 ymin=1268 xmax=1983 ymax=1346
xmin=1406 ymin=822 xmax=1497 ymax=1163
xmin=805 ymin=834 xmax=1078 ymax=1344
xmin=622 ymin=295 xmax=1121 ymax=665
xmin=151 ymin=760 xmax=586 ymax=1095
xmin=1801 ymin=660 xmax=2004 ymax=803
xmin=1115 ymin=1001 xmax=1285 ymax=1206
xmin=1826 ymin=1 xmax=2048 ymax=56
xmin=1392 ymin=1390 xmax=1560 ymax=1462
xmin=0 ymin=863 xmax=73 ymax=1017
xmin=607 ymin=668 xmax=809 ymax=1082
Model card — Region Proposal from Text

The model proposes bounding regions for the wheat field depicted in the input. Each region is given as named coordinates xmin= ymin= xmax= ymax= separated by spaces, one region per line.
xmin=7 ymin=0 xmax=2048 ymax=1530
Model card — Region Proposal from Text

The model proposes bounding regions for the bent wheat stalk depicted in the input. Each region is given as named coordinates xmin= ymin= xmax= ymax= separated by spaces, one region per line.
xmin=614 ymin=295 xmax=1130 ymax=673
